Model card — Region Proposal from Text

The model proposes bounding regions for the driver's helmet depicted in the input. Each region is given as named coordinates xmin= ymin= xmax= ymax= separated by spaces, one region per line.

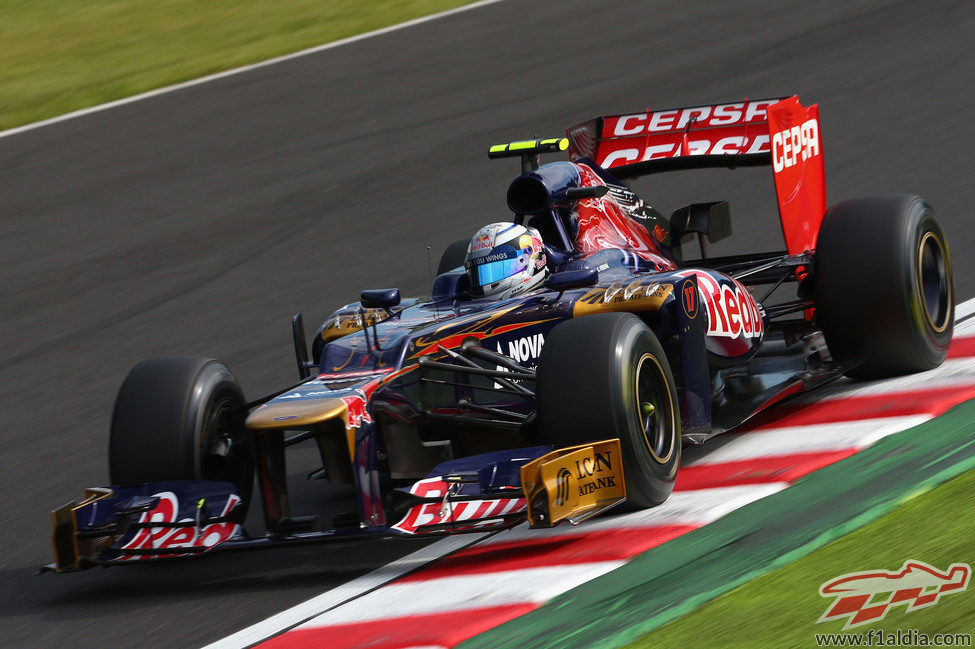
xmin=464 ymin=222 xmax=549 ymax=299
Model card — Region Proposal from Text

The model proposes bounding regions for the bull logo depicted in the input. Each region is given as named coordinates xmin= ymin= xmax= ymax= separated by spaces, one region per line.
xmin=555 ymin=467 xmax=572 ymax=507
xmin=682 ymin=280 xmax=697 ymax=318
xmin=818 ymin=560 xmax=970 ymax=629
xmin=341 ymin=388 xmax=373 ymax=428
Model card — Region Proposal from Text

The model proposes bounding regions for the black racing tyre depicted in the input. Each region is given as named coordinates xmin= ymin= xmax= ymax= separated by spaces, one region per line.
xmin=437 ymin=239 xmax=470 ymax=275
xmin=815 ymin=195 xmax=953 ymax=380
xmin=109 ymin=357 xmax=254 ymax=511
xmin=536 ymin=313 xmax=681 ymax=508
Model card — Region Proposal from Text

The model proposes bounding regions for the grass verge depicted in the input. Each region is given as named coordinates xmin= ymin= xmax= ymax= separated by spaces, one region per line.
xmin=625 ymin=469 xmax=975 ymax=648
xmin=0 ymin=0 xmax=477 ymax=131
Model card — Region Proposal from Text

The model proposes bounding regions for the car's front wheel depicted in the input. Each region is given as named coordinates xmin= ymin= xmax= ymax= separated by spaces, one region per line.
xmin=536 ymin=313 xmax=681 ymax=508
xmin=109 ymin=356 xmax=254 ymax=513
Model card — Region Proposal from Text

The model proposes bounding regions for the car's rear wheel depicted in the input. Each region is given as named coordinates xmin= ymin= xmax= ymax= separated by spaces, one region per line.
xmin=536 ymin=313 xmax=680 ymax=508
xmin=815 ymin=194 xmax=953 ymax=379
xmin=109 ymin=357 xmax=254 ymax=513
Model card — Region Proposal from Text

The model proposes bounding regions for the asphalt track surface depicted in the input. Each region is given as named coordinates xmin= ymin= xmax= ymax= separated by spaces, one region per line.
xmin=1 ymin=1 xmax=973 ymax=647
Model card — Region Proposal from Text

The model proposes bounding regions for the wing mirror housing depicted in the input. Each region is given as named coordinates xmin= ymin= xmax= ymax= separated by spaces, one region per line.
xmin=564 ymin=185 xmax=609 ymax=200
xmin=360 ymin=288 xmax=401 ymax=310
xmin=545 ymin=268 xmax=599 ymax=292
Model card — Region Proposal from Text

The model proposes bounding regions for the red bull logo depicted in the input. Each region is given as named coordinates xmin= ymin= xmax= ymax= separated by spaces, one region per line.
xmin=818 ymin=560 xmax=970 ymax=629
xmin=471 ymin=234 xmax=492 ymax=252
xmin=341 ymin=388 xmax=373 ymax=428
xmin=390 ymin=477 xmax=525 ymax=534
xmin=117 ymin=492 xmax=241 ymax=561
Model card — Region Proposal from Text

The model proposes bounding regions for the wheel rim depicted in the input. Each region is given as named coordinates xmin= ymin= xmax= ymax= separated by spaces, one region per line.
xmin=635 ymin=353 xmax=675 ymax=464
xmin=917 ymin=231 xmax=950 ymax=334
xmin=201 ymin=395 xmax=251 ymax=491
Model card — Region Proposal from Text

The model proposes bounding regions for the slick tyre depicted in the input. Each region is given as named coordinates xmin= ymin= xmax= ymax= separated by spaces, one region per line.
xmin=536 ymin=313 xmax=680 ymax=508
xmin=437 ymin=239 xmax=470 ymax=275
xmin=815 ymin=195 xmax=953 ymax=379
xmin=109 ymin=357 xmax=254 ymax=512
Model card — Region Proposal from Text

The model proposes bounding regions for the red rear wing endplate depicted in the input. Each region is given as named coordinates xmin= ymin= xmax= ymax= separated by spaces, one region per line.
xmin=566 ymin=96 xmax=826 ymax=255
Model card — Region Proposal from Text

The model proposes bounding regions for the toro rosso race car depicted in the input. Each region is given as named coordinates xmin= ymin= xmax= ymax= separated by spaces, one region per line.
xmin=45 ymin=96 xmax=954 ymax=572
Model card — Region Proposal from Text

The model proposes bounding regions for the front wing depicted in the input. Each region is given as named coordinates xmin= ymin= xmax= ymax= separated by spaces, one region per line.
xmin=44 ymin=441 xmax=625 ymax=572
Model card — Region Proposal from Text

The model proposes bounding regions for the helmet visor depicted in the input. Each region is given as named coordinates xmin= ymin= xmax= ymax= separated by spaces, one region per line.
xmin=466 ymin=245 xmax=529 ymax=287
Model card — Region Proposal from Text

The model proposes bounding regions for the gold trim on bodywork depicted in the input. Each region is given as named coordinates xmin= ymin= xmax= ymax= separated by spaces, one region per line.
xmin=319 ymin=309 xmax=392 ymax=344
xmin=573 ymin=280 xmax=673 ymax=317
xmin=245 ymin=365 xmax=421 ymax=432
xmin=50 ymin=487 xmax=114 ymax=572
xmin=521 ymin=439 xmax=626 ymax=528
xmin=246 ymin=398 xmax=348 ymax=430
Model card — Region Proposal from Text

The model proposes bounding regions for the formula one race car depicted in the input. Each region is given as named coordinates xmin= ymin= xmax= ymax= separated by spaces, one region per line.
xmin=45 ymin=96 xmax=954 ymax=572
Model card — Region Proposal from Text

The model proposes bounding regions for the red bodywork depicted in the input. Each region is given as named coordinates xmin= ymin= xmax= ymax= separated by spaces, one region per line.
xmin=567 ymin=96 xmax=826 ymax=255
xmin=572 ymin=162 xmax=677 ymax=270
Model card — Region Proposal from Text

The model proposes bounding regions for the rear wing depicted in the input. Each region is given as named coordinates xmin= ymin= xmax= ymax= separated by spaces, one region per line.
xmin=566 ymin=96 xmax=826 ymax=255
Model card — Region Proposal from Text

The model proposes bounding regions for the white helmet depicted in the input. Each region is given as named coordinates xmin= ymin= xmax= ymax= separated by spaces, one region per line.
xmin=464 ymin=223 xmax=549 ymax=299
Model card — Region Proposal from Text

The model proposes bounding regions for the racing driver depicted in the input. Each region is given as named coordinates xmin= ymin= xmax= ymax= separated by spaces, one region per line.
xmin=464 ymin=223 xmax=550 ymax=300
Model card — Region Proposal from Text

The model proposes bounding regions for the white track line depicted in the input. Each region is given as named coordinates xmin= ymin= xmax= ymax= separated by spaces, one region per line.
xmin=295 ymin=562 xmax=625 ymax=629
xmin=481 ymin=483 xmax=788 ymax=545
xmin=202 ymin=485 xmax=785 ymax=648
xmin=955 ymin=298 xmax=975 ymax=322
xmin=199 ymin=533 xmax=491 ymax=649
xmin=696 ymin=416 xmax=932 ymax=464
xmin=808 ymin=356 xmax=975 ymax=401
xmin=0 ymin=0 xmax=507 ymax=141
xmin=955 ymin=313 xmax=975 ymax=335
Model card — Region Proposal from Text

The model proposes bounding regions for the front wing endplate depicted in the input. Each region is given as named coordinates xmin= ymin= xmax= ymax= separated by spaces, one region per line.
xmin=520 ymin=439 xmax=626 ymax=528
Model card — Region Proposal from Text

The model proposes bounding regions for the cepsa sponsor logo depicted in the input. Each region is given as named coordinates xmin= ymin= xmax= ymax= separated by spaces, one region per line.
xmin=771 ymin=118 xmax=820 ymax=172
xmin=676 ymin=271 xmax=764 ymax=339
xmin=607 ymin=100 xmax=779 ymax=137
xmin=342 ymin=388 xmax=373 ymax=428
xmin=118 ymin=492 xmax=241 ymax=560
xmin=818 ymin=560 xmax=971 ymax=630
xmin=598 ymin=100 xmax=779 ymax=166
xmin=601 ymin=136 xmax=770 ymax=167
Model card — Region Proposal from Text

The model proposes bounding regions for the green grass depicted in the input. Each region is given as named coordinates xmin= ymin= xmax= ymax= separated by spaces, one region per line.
xmin=0 ymin=0 xmax=476 ymax=130
xmin=626 ymin=470 xmax=975 ymax=648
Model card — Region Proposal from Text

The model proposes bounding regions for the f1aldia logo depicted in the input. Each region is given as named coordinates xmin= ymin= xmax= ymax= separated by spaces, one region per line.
xmin=555 ymin=468 xmax=572 ymax=507
xmin=817 ymin=560 xmax=970 ymax=629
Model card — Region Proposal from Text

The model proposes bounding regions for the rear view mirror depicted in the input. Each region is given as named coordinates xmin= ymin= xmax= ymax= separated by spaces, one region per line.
xmin=545 ymin=268 xmax=598 ymax=292
xmin=360 ymin=288 xmax=401 ymax=310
